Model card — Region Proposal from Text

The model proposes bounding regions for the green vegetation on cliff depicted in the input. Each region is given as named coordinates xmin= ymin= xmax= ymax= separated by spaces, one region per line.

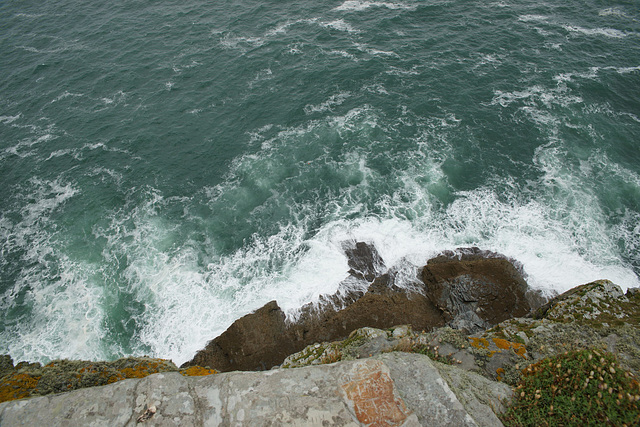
xmin=501 ymin=349 xmax=640 ymax=426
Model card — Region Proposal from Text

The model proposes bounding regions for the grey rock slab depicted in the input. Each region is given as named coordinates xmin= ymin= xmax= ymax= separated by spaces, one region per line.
xmin=126 ymin=372 xmax=200 ymax=427
xmin=194 ymin=363 xmax=363 ymax=426
xmin=378 ymin=353 xmax=480 ymax=427
xmin=0 ymin=376 xmax=138 ymax=426
xmin=0 ymin=353 xmax=508 ymax=427
xmin=434 ymin=359 xmax=512 ymax=427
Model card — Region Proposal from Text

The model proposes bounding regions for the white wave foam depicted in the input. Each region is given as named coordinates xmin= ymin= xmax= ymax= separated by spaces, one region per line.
xmin=15 ymin=13 xmax=46 ymax=18
xmin=355 ymin=43 xmax=399 ymax=57
xmin=492 ymin=85 xmax=583 ymax=109
xmin=518 ymin=15 xmax=549 ymax=23
xmin=333 ymin=0 xmax=416 ymax=12
xmin=599 ymin=8 xmax=629 ymax=18
xmin=219 ymin=33 xmax=264 ymax=51
xmin=605 ymin=65 xmax=640 ymax=74
xmin=0 ymin=180 xmax=108 ymax=362
xmin=3 ymin=131 xmax=57 ymax=159
xmin=286 ymin=43 xmax=304 ymax=55
xmin=0 ymin=114 xmax=22 ymax=124
xmin=51 ymin=91 xmax=84 ymax=103
xmin=248 ymin=68 xmax=274 ymax=88
xmin=304 ymin=92 xmax=352 ymax=114
xmin=562 ymin=25 xmax=626 ymax=38
xmin=554 ymin=67 xmax=599 ymax=83
xmin=363 ymin=83 xmax=389 ymax=95
xmin=0 ymin=258 xmax=108 ymax=362
xmin=326 ymin=49 xmax=358 ymax=61
xmin=385 ymin=66 xmax=419 ymax=76
xmin=321 ymin=19 xmax=360 ymax=33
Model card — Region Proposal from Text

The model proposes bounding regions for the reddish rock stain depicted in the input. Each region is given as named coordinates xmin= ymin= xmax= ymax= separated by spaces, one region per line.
xmin=341 ymin=361 xmax=411 ymax=426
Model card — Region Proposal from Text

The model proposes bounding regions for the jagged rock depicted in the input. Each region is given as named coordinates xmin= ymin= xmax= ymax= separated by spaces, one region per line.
xmin=421 ymin=247 xmax=540 ymax=333
xmin=282 ymin=326 xmax=413 ymax=369
xmin=185 ymin=245 xmax=544 ymax=372
xmin=185 ymin=277 xmax=445 ymax=372
xmin=282 ymin=277 xmax=640 ymax=385
xmin=184 ymin=243 xmax=446 ymax=372
xmin=531 ymin=279 xmax=627 ymax=321
xmin=342 ymin=240 xmax=385 ymax=282
xmin=282 ymin=325 xmax=529 ymax=384
xmin=187 ymin=300 xmax=294 ymax=372
xmin=0 ymin=353 xmax=512 ymax=427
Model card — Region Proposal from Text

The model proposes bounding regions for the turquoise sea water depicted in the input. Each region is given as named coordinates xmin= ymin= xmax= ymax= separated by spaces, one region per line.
xmin=1 ymin=0 xmax=639 ymax=365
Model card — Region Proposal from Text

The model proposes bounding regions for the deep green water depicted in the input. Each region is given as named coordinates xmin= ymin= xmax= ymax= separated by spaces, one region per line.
xmin=1 ymin=0 xmax=639 ymax=365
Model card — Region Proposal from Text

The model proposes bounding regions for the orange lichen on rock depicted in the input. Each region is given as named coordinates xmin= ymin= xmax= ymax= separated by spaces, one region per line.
xmin=116 ymin=358 xmax=176 ymax=379
xmin=0 ymin=373 xmax=41 ymax=403
xmin=492 ymin=338 xmax=527 ymax=358
xmin=470 ymin=337 xmax=490 ymax=349
xmin=119 ymin=362 xmax=160 ymax=379
xmin=496 ymin=367 xmax=505 ymax=381
xmin=180 ymin=366 xmax=218 ymax=376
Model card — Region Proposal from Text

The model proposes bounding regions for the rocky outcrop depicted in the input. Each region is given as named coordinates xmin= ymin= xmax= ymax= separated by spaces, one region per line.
xmin=0 ymin=352 xmax=512 ymax=427
xmin=0 ymin=357 xmax=217 ymax=403
xmin=280 ymin=280 xmax=640 ymax=386
xmin=184 ymin=245 xmax=541 ymax=372
xmin=421 ymin=248 xmax=543 ymax=333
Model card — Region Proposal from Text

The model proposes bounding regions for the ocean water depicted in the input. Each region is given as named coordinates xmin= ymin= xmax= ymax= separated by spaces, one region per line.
xmin=1 ymin=0 xmax=639 ymax=366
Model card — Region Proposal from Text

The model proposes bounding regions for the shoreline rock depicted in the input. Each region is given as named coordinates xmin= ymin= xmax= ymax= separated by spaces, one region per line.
xmin=279 ymin=279 xmax=639 ymax=386
xmin=183 ymin=245 xmax=543 ymax=372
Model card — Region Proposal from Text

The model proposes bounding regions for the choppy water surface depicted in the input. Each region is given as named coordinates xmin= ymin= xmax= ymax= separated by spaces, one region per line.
xmin=1 ymin=0 xmax=639 ymax=365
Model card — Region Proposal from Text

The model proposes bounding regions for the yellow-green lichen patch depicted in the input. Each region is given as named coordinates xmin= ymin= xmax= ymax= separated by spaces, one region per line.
xmin=0 ymin=372 xmax=41 ymax=402
xmin=0 ymin=357 xmax=179 ymax=403
xmin=180 ymin=366 xmax=218 ymax=376
xmin=470 ymin=337 xmax=489 ymax=349
xmin=491 ymin=338 xmax=527 ymax=358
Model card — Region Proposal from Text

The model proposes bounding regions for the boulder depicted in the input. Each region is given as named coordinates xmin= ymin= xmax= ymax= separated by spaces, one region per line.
xmin=421 ymin=248 xmax=539 ymax=333
xmin=187 ymin=300 xmax=294 ymax=372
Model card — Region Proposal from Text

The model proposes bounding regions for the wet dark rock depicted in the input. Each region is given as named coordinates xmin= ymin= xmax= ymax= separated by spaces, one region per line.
xmin=0 ymin=356 xmax=14 ymax=379
xmin=342 ymin=240 xmax=385 ymax=282
xmin=186 ymin=300 xmax=294 ymax=373
xmin=421 ymin=247 xmax=542 ymax=333
xmin=185 ymin=269 xmax=444 ymax=372
xmin=185 ymin=245 xmax=544 ymax=372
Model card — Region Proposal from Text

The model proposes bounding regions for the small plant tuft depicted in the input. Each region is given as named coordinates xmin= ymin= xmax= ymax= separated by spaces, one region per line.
xmin=501 ymin=349 xmax=640 ymax=426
